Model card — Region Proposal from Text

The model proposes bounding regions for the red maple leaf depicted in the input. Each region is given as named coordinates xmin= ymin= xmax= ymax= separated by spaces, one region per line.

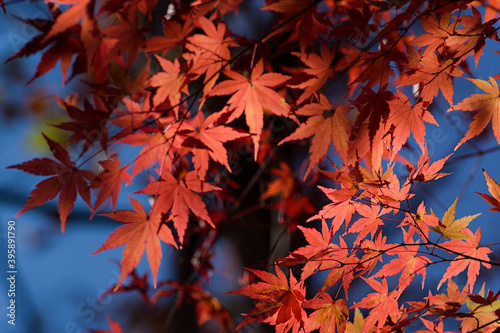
xmin=207 ymin=59 xmax=290 ymax=159
xmin=137 ymin=170 xmax=220 ymax=244
xmin=146 ymin=18 xmax=195 ymax=54
xmin=44 ymin=0 xmax=102 ymax=77
xmin=415 ymin=318 xmax=456 ymax=333
xmin=453 ymin=6 xmax=499 ymax=69
xmin=353 ymin=86 xmax=395 ymax=143
xmin=425 ymin=278 xmax=468 ymax=317
xmin=4 ymin=7 xmax=86 ymax=85
xmin=116 ymin=118 xmax=188 ymax=177
xmin=92 ymin=196 xmax=177 ymax=289
xmin=91 ymin=155 xmax=132 ymax=215
xmin=54 ymin=97 xmax=112 ymax=154
xmin=448 ymin=77 xmax=500 ymax=150
xmin=279 ymin=95 xmax=352 ymax=178
xmin=179 ymin=112 xmax=247 ymax=180
xmin=185 ymin=282 xmax=234 ymax=331
xmin=331 ymin=4 xmax=376 ymax=45
xmin=151 ymin=281 xmax=234 ymax=330
xmin=352 ymin=45 xmax=400 ymax=90
xmin=110 ymin=97 xmax=154 ymax=140
xmin=191 ymin=0 xmax=243 ymax=16
xmin=101 ymin=10 xmax=147 ymax=68
xmin=8 ymin=134 xmax=95 ymax=232
xmin=261 ymin=0 xmax=327 ymax=51
xmin=229 ymin=265 xmax=306 ymax=333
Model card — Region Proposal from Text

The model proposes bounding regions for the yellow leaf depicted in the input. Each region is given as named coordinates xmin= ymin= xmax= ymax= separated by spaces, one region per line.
xmin=431 ymin=197 xmax=480 ymax=240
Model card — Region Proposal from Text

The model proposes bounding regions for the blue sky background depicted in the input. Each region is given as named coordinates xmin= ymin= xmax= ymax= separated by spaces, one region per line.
xmin=1 ymin=2 xmax=500 ymax=333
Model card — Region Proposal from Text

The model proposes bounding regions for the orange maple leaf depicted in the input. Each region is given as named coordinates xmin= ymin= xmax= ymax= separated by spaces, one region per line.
xmin=406 ymin=144 xmax=451 ymax=183
xmin=485 ymin=0 xmax=500 ymax=22
xmin=373 ymin=232 xmax=431 ymax=292
xmin=401 ymin=201 xmax=440 ymax=241
xmin=43 ymin=0 xmax=94 ymax=43
xmin=475 ymin=169 xmax=500 ymax=212
xmin=386 ymin=91 xmax=437 ymax=157
xmin=359 ymin=233 xmax=396 ymax=277
xmin=280 ymin=219 xmax=334 ymax=279
xmin=349 ymin=203 xmax=389 ymax=245
xmin=303 ymin=291 xmax=348 ymax=333
xmin=146 ymin=55 xmax=190 ymax=116
xmin=207 ymin=59 xmax=290 ymax=160
xmin=290 ymin=46 xmax=335 ymax=105
xmin=438 ymin=228 xmax=492 ymax=293
xmin=186 ymin=17 xmax=235 ymax=92
xmin=307 ymin=186 xmax=356 ymax=236
xmin=90 ymin=315 xmax=124 ymax=333
xmin=449 ymin=77 xmax=500 ymax=150
xmin=353 ymin=277 xmax=401 ymax=332
xmin=320 ymin=236 xmax=360 ymax=300
xmin=426 ymin=278 xmax=468 ymax=317
xmin=279 ymin=95 xmax=352 ymax=178
xmin=416 ymin=318 xmax=456 ymax=333
xmin=92 ymin=196 xmax=177 ymax=289
xmin=261 ymin=161 xmax=296 ymax=201
xmin=410 ymin=13 xmax=455 ymax=56
xmin=7 ymin=134 xmax=95 ymax=232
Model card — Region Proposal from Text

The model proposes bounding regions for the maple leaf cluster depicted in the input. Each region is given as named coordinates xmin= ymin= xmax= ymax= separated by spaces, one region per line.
xmin=6 ymin=0 xmax=500 ymax=332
